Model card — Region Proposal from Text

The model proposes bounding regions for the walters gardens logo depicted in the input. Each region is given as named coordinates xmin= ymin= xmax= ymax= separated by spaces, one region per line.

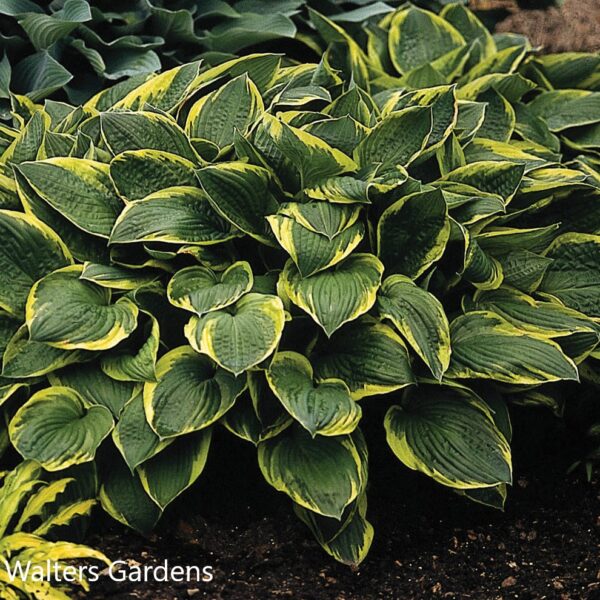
xmin=3 ymin=559 xmax=215 ymax=584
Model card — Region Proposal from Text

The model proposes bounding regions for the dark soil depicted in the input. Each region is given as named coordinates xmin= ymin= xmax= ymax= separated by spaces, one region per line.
xmin=85 ymin=408 xmax=600 ymax=600
xmin=493 ymin=0 xmax=600 ymax=53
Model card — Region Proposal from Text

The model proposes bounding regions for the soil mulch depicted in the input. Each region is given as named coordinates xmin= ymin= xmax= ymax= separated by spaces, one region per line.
xmin=86 ymin=413 xmax=600 ymax=600
xmin=493 ymin=0 xmax=600 ymax=53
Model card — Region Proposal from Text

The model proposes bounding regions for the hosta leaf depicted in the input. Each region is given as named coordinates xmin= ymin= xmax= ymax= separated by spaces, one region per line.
xmin=266 ymin=351 xmax=361 ymax=437
xmin=9 ymin=387 xmax=114 ymax=471
xmin=295 ymin=492 xmax=373 ymax=567
xmin=377 ymin=275 xmax=451 ymax=380
xmin=258 ymin=426 xmax=367 ymax=519
xmin=100 ymin=111 xmax=197 ymax=161
xmin=100 ymin=311 xmax=160 ymax=383
xmin=185 ymin=293 xmax=285 ymax=375
xmin=138 ymin=430 xmax=211 ymax=510
xmin=474 ymin=89 xmax=515 ymax=143
xmin=277 ymin=202 xmax=361 ymax=240
xmin=474 ymin=288 xmax=599 ymax=338
xmin=354 ymin=106 xmax=432 ymax=172
xmin=80 ymin=262 xmax=158 ymax=291
xmin=528 ymin=90 xmax=600 ymax=131
xmin=539 ymin=234 xmax=600 ymax=318
xmin=48 ymin=363 xmax=135 ymax=417
xmin=12 ymin=51 xmax=72 ymax=102
xmin=99 ymin=457 xmax=161 ymax=533
xmin=112 ymin=61 xmax=202 ymax=112
xmin=439 ymin=161 xmax=524 ymax=203
xmin=0 ymin=210 xmax=72 ymax=316
xmin=377 ymin=189 xmax=450 ymax=279
xmin=17 ymin=158 xmax=123 ymax=238
xmin=385 ymin=384 xmax=512 ymax=489
xmin=388 ymin=7 xmax=465 ymax=74
xmin=259 ymin=113 xmax=356 ymax=188
xmin=280 ymin=254 xmax=384 ymax=337
xmin=26 ymin=265 xmax=138 ymax=351
xmin=109 ymin=150 xmax=196 ymax=201
xmin=312 ymin=319 xmax=415 ymax=400
xmin=2 ymin=325 xmax=86 ymax=379
xmin=109 ymin=186 xmax=238 ymax=245
xmin=447 ymin=311 xmax=579 ymax=384
xmin=197 ymin=162 xmax=279 ymax=245
xmin=3 ymin=109 xmax=48 ymax=164
xmin=168 ymin=261 xmax=253 ymax=316
xmin=186 ymin=74 xmax=263 ymax=150
xmin=267 ymin=214 xmax=364 ymax=277
xmin=144 ymin=346 xmax=245 ymax=439
xmin=113 ymin=393 xmax=165 ymax=472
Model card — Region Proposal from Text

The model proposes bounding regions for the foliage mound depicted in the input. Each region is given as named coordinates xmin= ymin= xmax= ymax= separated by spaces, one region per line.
xmin=0 ymin=3 xmax=599 ymax=566
xmin=0 ymin=0 xmax=562 ymax=106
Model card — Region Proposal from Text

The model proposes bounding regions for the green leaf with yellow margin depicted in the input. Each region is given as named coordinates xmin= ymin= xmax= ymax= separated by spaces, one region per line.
xmin=266 ymin=351 xmax=361 ymax=437
xmin=185 ymin=293 xmax=285 ymax=375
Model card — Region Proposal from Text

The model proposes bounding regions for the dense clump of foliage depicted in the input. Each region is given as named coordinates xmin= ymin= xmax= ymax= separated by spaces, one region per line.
xmin=0 ymin=3 xmax=599 ymax=566
xmin=0 ymin=460 xmax=107 ymax=599
xmin=0 ymin=0 xmax=563 ymax=106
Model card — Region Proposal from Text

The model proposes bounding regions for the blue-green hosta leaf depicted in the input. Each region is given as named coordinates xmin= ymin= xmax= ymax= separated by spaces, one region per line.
xmin=99 ymin=457 xmax=161 ymax=533
xmin=100 ymin=111 xmax=197 ymax=161
xmin=266 ymin=351 xmax=361 ymax=437
xmin=276 ymin=202 xmax=361 ymax=240
xmin=388 ymin=7 xmax=465 ymax=74
xmin=259 ymin=113 xmax=356 ymax=188
xmin=138 ymin=429 xmax=211 ymax=510
xmin=197 ymin=162 xmax=279 ymax=245
xmin=9 ymin=386 xmax=114 ymax=471
xmin=144 ymin=346 xmax=246 ymax=439
xmin=1 ymin=324 xmax=87 ymax=379
xmin=109 ymin=186 xmax=238 ymax=246
xmin=186 ymin=74 xmax=263 ymax=151
xmin=109 ymin=150 xmax=197 ymax=201
xmin=377 ymin=275 xmax=451 ymax=380
xmin=258 ymin=426 xmax=367 ymax=519
xmin=377 ymin=189 xmax=450 ymax=279
xmin=280 ymin=254 xmax=384 ymax=337
xmin=185 ymin=293 xmax=285 ymax=375
xmin=12 ymin=51 xmax=73 ymax=102
xmin=113 ymin=392 xmax=165 ymax=472
xmin=26 ymin=265 xmax=138 ymax=351
xmin=385 ymin=384 xmax=512 ymax=489
xmin=0 ymin=210 xmax=72 ymax=316
xmin=473 ymin=288 xmax=599 ymax=338
xmin=17 ymin=0 xmax=91 ymax=50
xmin=48 ymin=363 xmax=136 ymax=417
xmin=439 ymin=161 xmax=524 ymax=203
xmin=17 ymin=158 xmax=124 ymax=238
xmin=539 ymin=234 xmax=600 ymax=318
xmin=267 ymin=214 xmax=364 ymax=278
xmin=100 ymin=311 xmax=160 ymax=383
xmin=354 ymin=106 xmax=432 ymax=173
xmin=447 ymin=311 xmax=579 ymax=384
xmin=528 ymin=90 xmax=600 ymax=132
xmin=311 ymin=318 xmax=415 ymax=400
xmin=168 ymin=261 xmax=253 ymax=316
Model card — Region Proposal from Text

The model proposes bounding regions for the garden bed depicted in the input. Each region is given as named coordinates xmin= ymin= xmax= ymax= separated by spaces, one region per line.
xmin=87 ymin=419 xmax=600 ymax=599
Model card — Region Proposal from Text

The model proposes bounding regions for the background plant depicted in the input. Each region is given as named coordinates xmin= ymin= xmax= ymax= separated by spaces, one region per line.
xmin=0 ymin=0 xmax=562 ymax=108
xmin=0 ymin=2 xmax=599 ymax=567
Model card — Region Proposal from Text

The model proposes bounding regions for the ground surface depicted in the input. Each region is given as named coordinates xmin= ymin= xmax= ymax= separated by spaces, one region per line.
xmin=85 ymin=410 xmax=600 ymax=600
xmin=493 ymin=0 xmax=600 ymax=53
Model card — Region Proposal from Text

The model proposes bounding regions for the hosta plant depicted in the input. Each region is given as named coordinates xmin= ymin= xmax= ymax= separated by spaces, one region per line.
xmin=0 ymin=460 xmax=107 ymax=599
xmin=0 ymin=3 xmax=599 ymax=566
